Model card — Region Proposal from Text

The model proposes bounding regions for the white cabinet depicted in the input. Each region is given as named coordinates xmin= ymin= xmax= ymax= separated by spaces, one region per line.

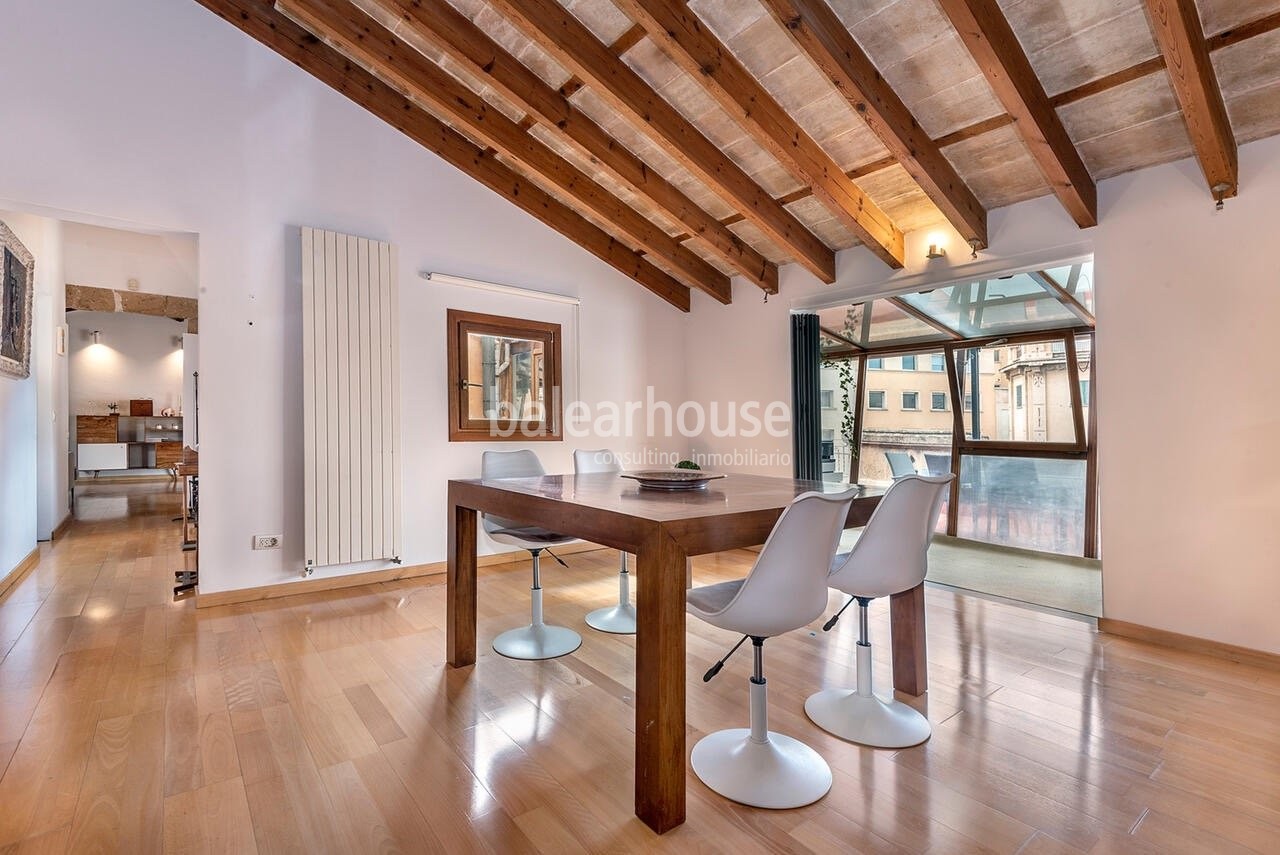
xmin=78 ymin=442 xmax=128 ymax=472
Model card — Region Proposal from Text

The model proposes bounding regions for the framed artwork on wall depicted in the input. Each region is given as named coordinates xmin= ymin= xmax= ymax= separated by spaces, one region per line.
xmin=0 ymin=219 xmax=34 ymax=379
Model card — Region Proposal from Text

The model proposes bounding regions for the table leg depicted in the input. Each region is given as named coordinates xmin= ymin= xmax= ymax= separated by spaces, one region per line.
xmin=447 ymin=497 xmax=478 ymax=668
xmin=634 ymin=529 xmax=687 ymax=833
xmin=890 ymin=582 xmax=927 ymax=696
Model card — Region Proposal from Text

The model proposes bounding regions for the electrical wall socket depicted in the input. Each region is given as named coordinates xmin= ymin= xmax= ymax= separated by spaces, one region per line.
xmin=253 ymin=534 xmax=282 ymax=550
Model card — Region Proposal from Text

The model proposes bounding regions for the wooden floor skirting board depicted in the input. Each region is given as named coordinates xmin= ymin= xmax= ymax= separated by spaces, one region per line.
xmin=50 ymin=513 xmax=73 ymax=542
xmin=1099 ymin=617 xmax=1280 ymax=670
xmin=195 ymin=541 xmax=609 ymax=608
xmin=0 ymin=548 xmax=40 ymax=600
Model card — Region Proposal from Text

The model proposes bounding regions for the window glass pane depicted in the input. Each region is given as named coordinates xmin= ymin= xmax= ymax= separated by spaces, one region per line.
xmin=931 ymin=354 xmax=945 ymax=371
xmin=901 ymin=355 xmax=917 ymax=370
xmin=902 ymin=391 xmax=919 ymax=410
xmin=868 ymin=357 xmax=883 ymax=369
xmin=931 ymin=391 xmax=947 ymax=411
xmin=868 ymin=390 xmax=885 ymax=409
xmin=819 ymin=358 xmax=859 ymax=482
xmin=465 ymin=332 xmax=546 ymax=421
xmin=1076 ymin=334 xmax=1093 ymax=441
xmin=954 ymin=339 xmax=1080 ymax=443
xmin=956 ymin=456 xmax=1086 ymax=555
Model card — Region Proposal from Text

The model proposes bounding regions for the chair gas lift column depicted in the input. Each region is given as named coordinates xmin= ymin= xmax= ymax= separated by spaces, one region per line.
xmin=572 ymin=449 xmax=636 ymax=634
xmin=806 ymin=474 xmax=952 ymax=748
xmin=686 ymin=488 xmax=859 ymax=808
xmin=481 ymin=450 xmax=581 ymax=660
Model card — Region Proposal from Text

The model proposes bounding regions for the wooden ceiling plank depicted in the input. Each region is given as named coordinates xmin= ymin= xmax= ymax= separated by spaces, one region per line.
xmin=371 ymin=0 xmax=777 ymax=295
xmin=193 ymin=0 xmax=690 ymax=311
xmin=1142 ymin=0 xmax=1238 ymax=200
xmin=484 ymin=0 xmax=838 ymax=282
xmin=611 ymin=0 xmax=905 ymax=270
xmin=277 ymin=0 xmax=729 ymax=303
xmin=759 ymin=0 xmax=987 ymax=250
xmin=887 ymin=296 xmax=964 ymax=340
xmin=1029 ymin=269 xmax=1095 ymax=328
xmin=935 ymin=0 xmax=1098 ymax=227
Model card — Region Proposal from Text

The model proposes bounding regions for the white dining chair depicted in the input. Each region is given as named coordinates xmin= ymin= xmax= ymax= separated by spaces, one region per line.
xmin=805 ymin=474 xmax=952 ymax=748
xmin=482 ymin=450 xmax=581 ymax=660
xmin=572 ymin=448 xmax=635 ymax=634
xmin=686 ymin=488 xmax=858 ymax=809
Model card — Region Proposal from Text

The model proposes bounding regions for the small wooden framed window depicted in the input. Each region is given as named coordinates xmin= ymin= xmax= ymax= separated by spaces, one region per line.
xmin=447 ymin=309 xmax=562 ymax=442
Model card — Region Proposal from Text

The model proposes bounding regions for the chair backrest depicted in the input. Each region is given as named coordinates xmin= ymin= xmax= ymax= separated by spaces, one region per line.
xmin=923 ymin=452 xmax=951 ymax=477
xmin=710 ymin=489 xmax=858 ymax=637
xmin=829 ymin=474 xmax=952 ymax=599
xmin=481 ymin=450 xmax=546 ymax=533
xmin=573 ymin=448 xmax=621 ymax=475
xmin=885 ymin=451 xmax=917 ymax=479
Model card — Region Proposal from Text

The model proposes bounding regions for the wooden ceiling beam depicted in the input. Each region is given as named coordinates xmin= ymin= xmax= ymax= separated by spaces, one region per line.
xmin=277 ymin=0 xmax=730 ymax=303
xmin=484 ymin=0 xmax=838 ymax=283
xmin=936 ymin=0 xmax=1097 ymax=228
xmin=612 ymin=0 xmax=905 ymax=270
xmin=760 ymin=0 xmax=987 ymax=251
xmin=369 ymin=0 xmax=776 ymax=295
xmin=192 ymin=0 xmax=691 ymax=311
xmin=1143 ymin=0 xmax=1238 ymax=201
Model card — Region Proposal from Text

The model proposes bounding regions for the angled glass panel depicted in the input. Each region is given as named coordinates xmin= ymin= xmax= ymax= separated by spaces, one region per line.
xmin=865 ymin=299 xmax=947 ymax=344
xmin=1049 ymin=260 xmax=1095 ymax=314
xmin=817 ymin=304 xmax=866 ymax=350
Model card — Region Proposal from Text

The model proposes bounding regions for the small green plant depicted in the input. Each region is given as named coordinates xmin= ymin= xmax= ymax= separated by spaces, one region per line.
xmin=675 ymin=459 xmax=701 ymax=470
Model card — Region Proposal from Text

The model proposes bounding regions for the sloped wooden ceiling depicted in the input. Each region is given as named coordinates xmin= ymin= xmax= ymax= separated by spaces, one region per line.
xmin=194 ymin=0 xmax=1280 ymax=310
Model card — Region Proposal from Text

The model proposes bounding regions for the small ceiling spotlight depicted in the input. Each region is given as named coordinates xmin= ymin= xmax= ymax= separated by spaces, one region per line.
xmin=925 ymin=243 xmax=946 ymax=260
xmin=91 ymin=330 xmax=101 ymax=344
xmin=968 ymin=238 xmax=982 ymax=260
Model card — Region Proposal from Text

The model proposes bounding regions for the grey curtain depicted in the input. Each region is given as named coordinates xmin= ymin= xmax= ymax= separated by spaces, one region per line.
xmin=790 ymin=313 xmax=822 ymax=481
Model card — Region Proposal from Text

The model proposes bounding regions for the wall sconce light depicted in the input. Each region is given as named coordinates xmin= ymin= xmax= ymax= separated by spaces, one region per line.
xmin=968 ymin=238 xmax=982 ymax=259
xmin=91 ymin=330 xmax=101 ymax=344
xmin=925 ymin=243 xmax=946 ymax=260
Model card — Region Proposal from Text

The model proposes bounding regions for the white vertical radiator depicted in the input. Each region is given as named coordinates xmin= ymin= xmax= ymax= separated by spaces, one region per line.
xmin=302 ymin=227 xmax=401 ymax=570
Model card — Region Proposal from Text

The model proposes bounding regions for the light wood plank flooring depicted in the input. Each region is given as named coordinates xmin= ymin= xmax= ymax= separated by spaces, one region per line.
xmin=0 ymin=481 xmax=1276 ymax=853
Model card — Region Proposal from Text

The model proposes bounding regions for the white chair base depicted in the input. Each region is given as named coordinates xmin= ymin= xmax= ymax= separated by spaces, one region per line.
xmin=805 ymin=637 xmax=930 ymax=748
xmin=804 ymin=689 xmax=931 ymax=748
xmin=691 ymin=728 xmax=832 ymax=809
xmin=585 ymin=552 xmax=636 ymax=634
xmin=492 ymin=566 xmax=582 ymax=660
xmin=584 ymin=602 xmax=637 ymax=634
xmin=691 ymin=667 xmax=831 ymax=809
xmin=493 ymin=623 xmax=582 ymax=660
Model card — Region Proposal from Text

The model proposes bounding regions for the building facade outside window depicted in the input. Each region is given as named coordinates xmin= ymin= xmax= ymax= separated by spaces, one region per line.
xmin=820 ymin=389 xmax=834 ymax=409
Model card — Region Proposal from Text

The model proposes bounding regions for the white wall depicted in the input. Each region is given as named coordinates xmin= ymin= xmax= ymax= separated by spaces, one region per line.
xmin=32 ymin=217 xmax=68 ymax=538
xmin=63 ymin=221 xmax=199 ymax=298
xmin=67 ymin=311 xmax=186 ymax=417
xmin=0 ymin=213 xmax=44 ymax=571
xmin=0 ymin=0 xmax=689 ymax=594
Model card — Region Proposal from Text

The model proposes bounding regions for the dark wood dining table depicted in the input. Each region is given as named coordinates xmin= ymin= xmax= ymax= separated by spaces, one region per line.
xmin=446 ymin=472 xmax=928 ymax=834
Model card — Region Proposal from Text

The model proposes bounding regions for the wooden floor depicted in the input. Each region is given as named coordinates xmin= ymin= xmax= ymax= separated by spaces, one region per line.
xmin=1 ymin=484 xmax=1277 ymax=853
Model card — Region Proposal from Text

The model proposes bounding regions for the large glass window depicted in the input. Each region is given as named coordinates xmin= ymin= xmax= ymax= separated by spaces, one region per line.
xmin=931 ymin=391 xmax=947 ymax=411
xmin=901 ymin=355 xmax=917 ymax=370
xmin=868 ymin=390 xmax=886 ymax=409
xmin=902 ymin=391 xmax=919 ymax=410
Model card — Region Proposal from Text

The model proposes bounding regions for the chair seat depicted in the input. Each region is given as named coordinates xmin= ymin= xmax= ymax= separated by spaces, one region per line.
xmin=686 ymin=579 xmax=745 ymax=619
xmin=487 ymin=526 xmax=575 ymax=550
